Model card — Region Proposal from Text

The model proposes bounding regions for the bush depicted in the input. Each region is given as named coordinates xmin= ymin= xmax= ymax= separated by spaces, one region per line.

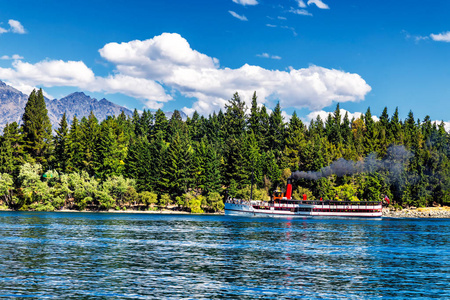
xmin=51 ymin=196 xmax=65 ymax=209
xmin=29 ymin=203 xmax=55 ymax=212
xmin=206 ymin=192 xmax=224 ymax=212
xmin=159 ymin=193 xmax=171 ymax=208
xmin=292 ymin=186 xmax=316 ymax=201
xmin=236 ymin=185 xmax=270 ymax=201
xmin=140 ymin=191 xmax=158 ymax=207
xmin=95 ymin=190 xmax=115 ymax=210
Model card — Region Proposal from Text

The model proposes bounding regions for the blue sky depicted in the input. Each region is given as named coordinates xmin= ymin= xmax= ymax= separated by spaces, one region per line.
xmin=1 ymin=0 xmax=449 ymax=125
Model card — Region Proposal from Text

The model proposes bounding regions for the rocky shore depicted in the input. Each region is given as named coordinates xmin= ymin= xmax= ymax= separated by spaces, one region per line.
xmin=383 ymin=206 xmax=450 ymax=218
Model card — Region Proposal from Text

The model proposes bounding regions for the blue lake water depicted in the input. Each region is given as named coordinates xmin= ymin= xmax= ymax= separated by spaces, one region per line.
xmin=0 ymin=212 xmax=449 ymax=299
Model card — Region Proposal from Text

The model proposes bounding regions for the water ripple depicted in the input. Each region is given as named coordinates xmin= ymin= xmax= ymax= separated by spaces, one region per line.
xmin=0 ymin=212 xmax=448 ymax=299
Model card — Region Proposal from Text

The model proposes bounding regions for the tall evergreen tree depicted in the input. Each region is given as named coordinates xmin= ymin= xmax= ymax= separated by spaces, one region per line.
xmin=54 ymin=113 xmax=69 ymax=173
xmin=80 ymin=112 xmax=100 ymax=175
xmin=21 ymin=89 xmax=53 ymax=166
xmin=268 ymin=102 xmax=285 ymax=153
xmin=66 ymin=116 xmax=84 ymax=173
xmin=0 ymin=122 xmax=25 ymax=174
xmin=224 ymin=92 xmax=247 ymax=138
xmin=248 ymin=91 xmax=260 ymax=135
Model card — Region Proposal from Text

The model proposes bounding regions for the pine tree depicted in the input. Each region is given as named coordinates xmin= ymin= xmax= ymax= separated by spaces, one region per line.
xmin=268 ymin=102 xmax=285 ymax=153
xmin=80 ymin=112 xmax=100 ymax=175
xmin=248 ymin=91 xmax=260 ymax=135
xmin=96 ymin=118 xmax=128 ymax=179
xmin=224 ymin=92 xmax=247 ymax=138
xmin=66 ymin=116 xmax=84 ymax=173
xmin=21 ymin=89 xmax=53 ymax=166
xmin=151 ymin=109 xmax=168 ymax=140
xmin=54 ymin=113 xmax=69 ymax=173
xmin=0 ymin=122 xmax=26 ymax=174
xmin=282 ymin=111 xmax=306 ymax=171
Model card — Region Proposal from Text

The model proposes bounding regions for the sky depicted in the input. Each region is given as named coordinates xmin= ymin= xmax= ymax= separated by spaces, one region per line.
xmin=0 ymin=0 xmax=450 ymax=126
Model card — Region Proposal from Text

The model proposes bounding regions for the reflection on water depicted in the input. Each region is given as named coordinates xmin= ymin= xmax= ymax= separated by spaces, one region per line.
xmin=0 ymin=212 xmax=449 ymax=299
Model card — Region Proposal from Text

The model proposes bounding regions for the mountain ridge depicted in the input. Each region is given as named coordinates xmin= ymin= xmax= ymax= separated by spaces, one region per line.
xmin=0 ymin=81 xmax=186 ymax=132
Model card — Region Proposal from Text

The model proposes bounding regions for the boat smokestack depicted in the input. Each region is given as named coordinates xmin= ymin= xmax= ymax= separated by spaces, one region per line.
xmin=285 ymin=178 xmax=293 ymax=200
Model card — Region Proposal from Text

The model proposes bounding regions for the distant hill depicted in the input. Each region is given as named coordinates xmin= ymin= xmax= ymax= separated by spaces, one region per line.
xmin=45 ymin=91 xmax=133 ymax=128
xmin=0 ymin=81 xmax=186 ymax=132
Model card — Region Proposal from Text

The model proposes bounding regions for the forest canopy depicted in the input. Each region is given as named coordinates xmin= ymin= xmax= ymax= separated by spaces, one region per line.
xmin=0 ymin=89 xmax=449 ymax=212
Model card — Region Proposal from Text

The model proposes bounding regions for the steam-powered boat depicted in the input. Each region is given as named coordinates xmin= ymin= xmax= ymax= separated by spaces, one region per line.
xmin=224 ymin=180 xmax=383 ymax=218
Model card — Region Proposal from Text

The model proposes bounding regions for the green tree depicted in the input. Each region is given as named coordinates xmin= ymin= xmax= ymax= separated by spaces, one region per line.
xmin=66 ymin=116 xmax=84 ymax=173
xmin=21 ymin=89 xmax=53 ymax=166
xmin=54 ymin=113 xmax=69 ymax=173
xmin=224 ymin=92 xmax=247 ymax=138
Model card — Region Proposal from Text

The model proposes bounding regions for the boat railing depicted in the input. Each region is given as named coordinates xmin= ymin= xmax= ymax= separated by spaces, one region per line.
xmin=226 ymin=198 xmax=252 ymax=206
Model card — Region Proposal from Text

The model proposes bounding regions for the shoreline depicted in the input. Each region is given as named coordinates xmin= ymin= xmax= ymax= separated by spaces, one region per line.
xmin=1 ymin=206 xmax=450 ymax=218
xmin=382 ymin=206 xmax=450 ymax=218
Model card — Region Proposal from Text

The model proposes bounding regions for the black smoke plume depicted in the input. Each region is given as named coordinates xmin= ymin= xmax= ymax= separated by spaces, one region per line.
xmin=290 ymin=145 xmax=412 ymax=181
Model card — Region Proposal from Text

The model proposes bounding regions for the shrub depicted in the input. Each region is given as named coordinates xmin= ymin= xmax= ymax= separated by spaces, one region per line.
xmin=159 ymin=193 xmax=171 ymax=208
xmin=140 ymin=191 xmax=158 ymax=207
xmin=292 ymin=186 xmax=316 ymax=201
xmin=206 ymin=192 xmax=224 ymax=212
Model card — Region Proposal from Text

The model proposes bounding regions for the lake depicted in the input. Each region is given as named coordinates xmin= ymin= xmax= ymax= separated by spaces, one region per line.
xmin=0 ymin=211 xmax=448 ymax=299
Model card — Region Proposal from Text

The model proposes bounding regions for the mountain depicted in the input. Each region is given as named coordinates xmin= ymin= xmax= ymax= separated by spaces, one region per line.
xmin=45 ymin=92 xmax=133 ymax=127
xmin=0 ymin=81 xmax=188 ymax=132
xmin=0 ymin=81 xmax=29 ymax=130
xmin=0 ymin=81 xmax=132 ymax=132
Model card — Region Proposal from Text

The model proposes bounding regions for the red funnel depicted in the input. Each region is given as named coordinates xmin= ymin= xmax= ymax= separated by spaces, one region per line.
xmin=285 ymin=180 xmax=293 ymax=200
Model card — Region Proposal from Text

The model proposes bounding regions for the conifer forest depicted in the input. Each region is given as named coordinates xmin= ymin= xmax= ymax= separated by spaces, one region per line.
xmin=1 ymin=89 xmax=450 ymax=212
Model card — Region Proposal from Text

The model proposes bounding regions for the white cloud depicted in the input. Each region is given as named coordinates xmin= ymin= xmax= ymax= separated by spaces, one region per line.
xmin=432 ymin=121 xmax=450 ymax=132
xmin=0 ymin=59 xmax=170 ymax=108
xmin=99 ymin=33 xmax=371 ymax=115
xmin=8 ymin=19 xmax=26 ymax=34
xmin=266 ymin=24 xmax=277 ymax=28
xmin=4 ymin=81 xmax=54 ymax=99
xmin=229 ymin=11 xmax=248 ymax=21
xmin=289 ymin=8 xmax=313 ymax=16
xmin=0 ymin=60 xmax=95 ymax=87
xmin=307 ymin=0 xmax=329 ymax=9
xmin=232 ymin=0 xmax=258 ymax=6
xmin=93 ymin=74 xmax=171 ymax=109
xmin=430 ymin=31 xmax=450 ymax=42
xmin=278 ymin=16 xmax=287 ymax=20
xmin=297 ymin=0 xmax=307 ymax=8
xmin=0 ymin=27 xmax=7 ymax=34
xmin=0 ymin=33 xmax=371 ymax=116
xmin=257 ymin=53 xmax=282 ymax=59
xmin=1 ymin=54 xmax=24 ymax=60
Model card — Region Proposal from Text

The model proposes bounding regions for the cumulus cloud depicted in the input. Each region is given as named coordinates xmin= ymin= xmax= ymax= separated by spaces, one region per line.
xmin=307 ymin=0 xmax=329 ymax=9
xmin=0 ymin=33 xmax=371 ymax=115
xmin=99 ymin=33 xmax=371 ymax=115
xmin=8 ymin=19 xmax=26 ymax=34
xmin=229 ymin=11 xmax=248 ymax=21
xmin=257 ymin=53 xmax=282 ymax=59
xmin=0 ymin=59 xmax=95 ymax=87
xmin=0 ymin=27 xmax=7 ymax=34
xmin=93 ymin=75 xmax=171 ymax=109
xmin=430 ymin=31 xmax=450 ymax=42
xmin=232 ymin=0 xmax=258 ymax=6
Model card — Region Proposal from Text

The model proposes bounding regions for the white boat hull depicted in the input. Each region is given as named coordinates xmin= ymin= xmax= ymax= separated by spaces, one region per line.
xmin=225 ymin=200 xmax=383 ymax=218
